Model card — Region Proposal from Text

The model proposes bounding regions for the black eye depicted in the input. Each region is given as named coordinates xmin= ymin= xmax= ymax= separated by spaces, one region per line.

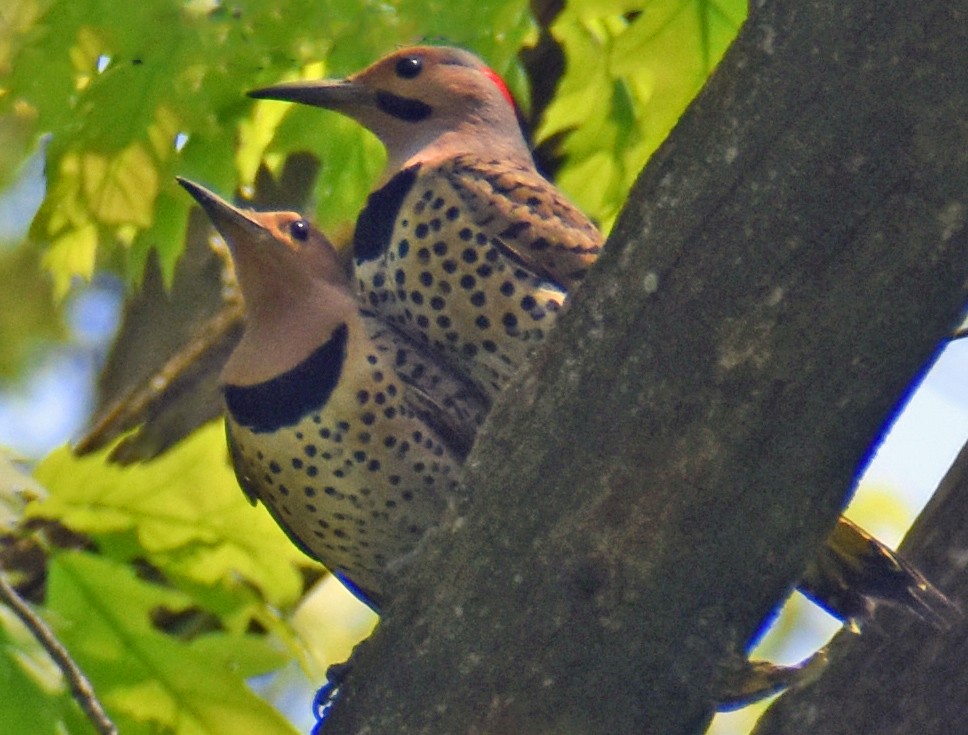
xmin=289 ymin=219 xmax=309 ymax=241
xmin=395 ymin=56 xmax=422 ymax=79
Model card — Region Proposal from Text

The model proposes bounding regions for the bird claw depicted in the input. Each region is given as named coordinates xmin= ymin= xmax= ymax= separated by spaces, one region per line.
xmin=311 ymin=662 xmax=353 ymax=733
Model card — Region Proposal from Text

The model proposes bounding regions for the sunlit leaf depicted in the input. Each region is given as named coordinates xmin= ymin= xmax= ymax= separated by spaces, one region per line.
xmin=540 ymin=0 xmax=747 ymax=231
xmin=236 ymin=94 xmax=305 ymax=189
xmin=845 ymin=482 xmax=914 ymax=546
xmin=3 ymin=0 xmax=536 ymax=295
xmin=290 ymin=575 xmax=377 ymax=678
xmin=42 ymin=221 xmax=98 ymax=299
xmin=44 ymin=552 xmax=299 ymax=735
xmin=31 ymin=421 xmax=310 ymax=608
xmin=82 ymin=142 xmax=158 ymax=228
xmin=0 ymin=244 xmax=64 ymax=377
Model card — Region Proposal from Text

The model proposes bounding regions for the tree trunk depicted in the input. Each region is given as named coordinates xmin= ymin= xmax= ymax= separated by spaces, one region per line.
xmin=326 ymin=0 xmax=968 ymax=732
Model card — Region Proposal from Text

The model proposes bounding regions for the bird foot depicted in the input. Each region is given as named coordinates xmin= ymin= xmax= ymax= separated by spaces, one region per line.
xmin=311 ymin=661 xmax=353 ymax=734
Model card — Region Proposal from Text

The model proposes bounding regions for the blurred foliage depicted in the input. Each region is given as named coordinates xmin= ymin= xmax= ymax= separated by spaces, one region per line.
xmin=540 ymin=0 xmax=746 ymax=229
xmin=0 ymin=0 xmax=753 ymax=731
xmin=0 ymin=446 xmax=46 ymax=530
xmin=2 ymin=0 xmax=535 ymax=297
xmin=43 ymin=552 xmax=298 ymax=735
xmin=1 ymin=0 xmax=746 ymax=294
xmin=6 ymin=424 xmax=312 ymax=732
xmin=2 ymin=423 xmax=376 ymax=733
xmin=31 ymin=422 xmax=308 ymax=608
xmin=0 ymin=243 xmax=64 ymax=379
xmin=843 ymin=482 xmax=917 ymax=546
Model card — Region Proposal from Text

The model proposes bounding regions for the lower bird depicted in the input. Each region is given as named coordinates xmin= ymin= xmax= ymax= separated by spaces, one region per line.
xmin=177 ymin=177 xmax=488 ymax=610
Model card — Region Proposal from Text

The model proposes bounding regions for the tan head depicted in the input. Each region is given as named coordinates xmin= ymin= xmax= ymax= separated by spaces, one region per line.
xmin=249 ymin=46 xmax=530 ymax=172
xmin=177 ymin=177 xmax=357 ymax=385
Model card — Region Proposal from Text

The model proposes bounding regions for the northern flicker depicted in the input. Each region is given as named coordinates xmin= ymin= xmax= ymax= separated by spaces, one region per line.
xmin=177 ymin=177 xmax=488 ymax=610
xmin=249 ymin=45 xmax=603 ymax=399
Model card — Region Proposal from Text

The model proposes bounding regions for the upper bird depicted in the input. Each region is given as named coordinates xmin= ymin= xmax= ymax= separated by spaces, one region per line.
xmin=176 ymin=177 xmax=488 ymax=611
xmin=250 ymin=45 xmax=604 ymax=397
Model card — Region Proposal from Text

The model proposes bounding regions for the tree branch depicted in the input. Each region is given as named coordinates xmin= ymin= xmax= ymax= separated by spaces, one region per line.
xmin=325 ymin=0 xmax=968 ymax=732
xmin=0 ymin=572 xmax=118 ymax=735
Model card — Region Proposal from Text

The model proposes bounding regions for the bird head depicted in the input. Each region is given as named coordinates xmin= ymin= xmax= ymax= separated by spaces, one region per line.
xmin=177 ymin=177 xmax=356 ymax=385
xmin=249 ymin=45 xmax=529 ymax=172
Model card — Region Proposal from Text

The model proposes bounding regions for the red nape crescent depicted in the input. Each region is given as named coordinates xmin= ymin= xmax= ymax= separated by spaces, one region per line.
xmin=481 ymin=66 xmax=516 ymax=110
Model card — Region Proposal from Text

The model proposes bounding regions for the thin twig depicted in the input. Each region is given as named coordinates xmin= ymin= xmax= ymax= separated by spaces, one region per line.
xmin=0 ymin=571 xmax=118 ymax=735
xmin=73 ymin=298 xmax=245 ymax=457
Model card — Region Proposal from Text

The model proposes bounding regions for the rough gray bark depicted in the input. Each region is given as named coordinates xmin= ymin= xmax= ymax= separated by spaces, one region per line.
xmin=753 ymin=438 xmax=968 ymax=735
xmin=326 ymin=1 xmax=968 ymax=733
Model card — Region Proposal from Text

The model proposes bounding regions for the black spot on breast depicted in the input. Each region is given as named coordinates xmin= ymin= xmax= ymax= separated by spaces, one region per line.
xmin=354 ymin=166 xmax=419 ymax=262
xmin=224 ymin=324 xmax=348 ymax=433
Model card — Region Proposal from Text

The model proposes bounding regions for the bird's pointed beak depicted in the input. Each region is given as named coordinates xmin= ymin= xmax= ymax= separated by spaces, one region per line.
xmin=176 ymin=177 xmax=268 ymax=248
xmin=247 ymin=78 xmax=372 ymax=111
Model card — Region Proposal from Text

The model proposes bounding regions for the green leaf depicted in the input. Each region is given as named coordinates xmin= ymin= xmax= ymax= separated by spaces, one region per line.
xmin=41 ymin=222 xmax=98 ymax=299
xmin=4 ymin=0 xmax=535 ymax=294
xmin=44 ymin=552 xmax=299 ymax=735
xmin=31 ymin=421 xmax=309 ymax=608
xmin=540 ymin=0 xmax=747 ymax=231
xmin=0 ymin=244 xmax=65 ymax=377
xmin=81 ymin=143 xmax=158 ymax=228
